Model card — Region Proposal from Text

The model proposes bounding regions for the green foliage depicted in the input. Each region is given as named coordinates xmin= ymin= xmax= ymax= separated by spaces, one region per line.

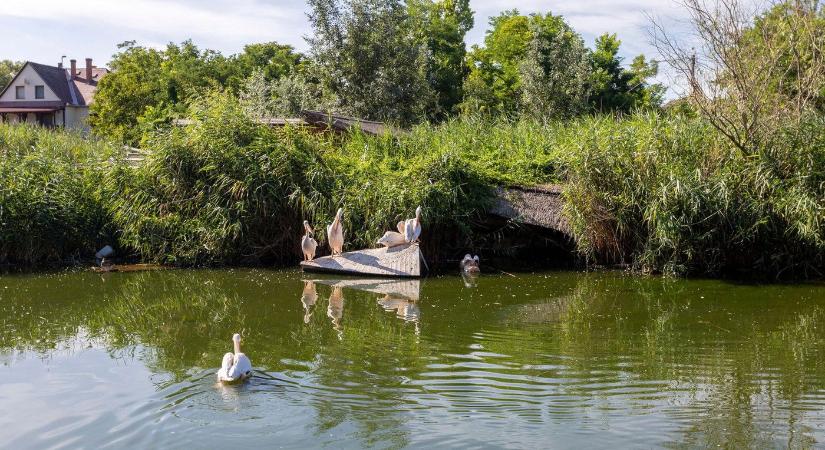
xmin=307 ymin=0 xmax=434 ymax=125
xmin=562 ymin=113 xmax=825 ymax=278
xmin=519 ymin=16 xmax=591 ymax=120
xmin=588 ymin=33 xmax=664 ymax=113
xmin=0 ymin=123 xmax=120 ymax=266
xmin=0 ymin=59 xmax=23 ymax=91
xmin=408 ymin=0 xmax=474 ymax=118
xmin=91 ymin=40 xmax=303 ymax=145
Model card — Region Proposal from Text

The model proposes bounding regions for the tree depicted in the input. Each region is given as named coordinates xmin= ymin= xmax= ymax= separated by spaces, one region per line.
xmin=226 ymin=43 xmax=305 ymax=93
xmin=307 ymin=0 xmax=434 ymax=125
xmin=408 ymin=0 xmax=474 ymax=119
xmin=0 ymin=60 xmax=23 ymax=91
xmin=588 ymin=33 xmax=664 ymax=113
xmin=461 ymin=11 xmax=591 ymax=119
xmin=92 ymin=40 xmax=303 ymax=145
xmin=652 ymin=0 xmax=825 ymax=154
xmin=519 ymin=16 xmax=591 ymax=120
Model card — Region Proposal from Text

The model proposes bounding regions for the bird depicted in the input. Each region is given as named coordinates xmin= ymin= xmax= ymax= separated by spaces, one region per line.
xmin=404 ymin=206 xmax=422 ymax=243
xmin=460 ymin=254 xmax=480 ymax=274
xmin=216 ymin=333 xmax=253 ymax=384
xmin=377 ymin=223 xmax=407 ymax=248
xmin=327 ymin=208 xmax=344 ymax=256
xmin=301 ymin=220 xmax=318 ymax=261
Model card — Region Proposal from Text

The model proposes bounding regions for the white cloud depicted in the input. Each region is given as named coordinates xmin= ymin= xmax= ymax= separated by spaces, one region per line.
xmin=0 ymin=0 xmax=307 ymax=46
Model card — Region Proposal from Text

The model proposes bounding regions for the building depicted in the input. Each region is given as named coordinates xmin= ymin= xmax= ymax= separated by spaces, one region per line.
xmin=0 ymin=58 xmax=108 ymax=131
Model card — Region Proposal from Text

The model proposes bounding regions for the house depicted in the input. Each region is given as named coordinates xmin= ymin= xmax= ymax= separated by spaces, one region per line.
xmin=0 ymin=58 xmax=108 ymax=131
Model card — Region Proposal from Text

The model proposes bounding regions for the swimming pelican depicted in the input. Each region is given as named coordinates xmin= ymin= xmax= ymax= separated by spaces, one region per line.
xmin=216 ymin=333 xmax=253 ymax=383
xmin=301 ymin=220 xmax=318 ymax=261
xmin=327 ymin=208 xmax=344 ymax=256
xmin=404 ymin=206 xmax=422 ymax=243
xmin=460 ymin=254 xmax=480 ymax=274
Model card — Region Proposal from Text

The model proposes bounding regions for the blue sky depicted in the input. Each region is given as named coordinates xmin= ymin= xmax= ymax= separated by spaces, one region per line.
xmin=0 ymin=0 xmax=688 ymax=91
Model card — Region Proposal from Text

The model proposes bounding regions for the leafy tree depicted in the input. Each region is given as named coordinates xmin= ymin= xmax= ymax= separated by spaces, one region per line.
xmin=226 ymin=42 xmax=305 ymax=93
xmin=307 ymin=0 xmax=434 ymax=125
xmin=588 ymin=33 xmax=663 ymax=113
xmin=408 ymin=0 xmax=474 ymax=118
xmin=92 ymin=40 xmax=303 ymax=144
xmin=461 ymin=10 xmax=590 ymax=119
xmin=90 ymin=42 xmax=168 ymax=144
xmin=519 ymin=16 xmax=591 ymax=120
xmin=0 ymin=60 xmax=23 ymax=91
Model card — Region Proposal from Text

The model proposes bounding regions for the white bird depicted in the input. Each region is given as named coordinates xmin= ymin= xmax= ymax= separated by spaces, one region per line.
xmin=377 ymin=231 xmax=407 ymax=248
xmin=460 ymin=254 xmax=480 ymax=274
xmin=327 ymin=208 xmax=344 ymax=256
xmin=216 ymin=333 xmax=253 ymax=383
xmin=301 ymin=220 xmax=318 ymax=261
xmin=404 ymin=206 xmax=422 ymax=243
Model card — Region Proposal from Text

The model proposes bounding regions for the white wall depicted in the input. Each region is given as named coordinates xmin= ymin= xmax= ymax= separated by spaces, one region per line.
xmin=0 ymin=64 xmax=61 ymax=102
xmin=65 ymin=106 xmax=90 ymax=131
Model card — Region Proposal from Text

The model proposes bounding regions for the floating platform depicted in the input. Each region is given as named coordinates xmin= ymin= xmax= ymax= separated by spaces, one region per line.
xmin=300 ymin=243 xmax=423 ymax=278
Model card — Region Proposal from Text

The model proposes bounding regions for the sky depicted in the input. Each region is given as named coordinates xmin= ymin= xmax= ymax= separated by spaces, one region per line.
xmin=0 ymin=0 xmax=691 ymax=94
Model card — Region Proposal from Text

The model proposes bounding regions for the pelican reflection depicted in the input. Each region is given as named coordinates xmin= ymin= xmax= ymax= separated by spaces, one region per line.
xmin=327 ymin=286 xmax=345 ymax=338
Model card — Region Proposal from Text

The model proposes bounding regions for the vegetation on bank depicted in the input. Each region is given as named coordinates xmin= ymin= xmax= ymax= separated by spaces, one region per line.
xmin=1 ymin=104 xmax=822 ymax=278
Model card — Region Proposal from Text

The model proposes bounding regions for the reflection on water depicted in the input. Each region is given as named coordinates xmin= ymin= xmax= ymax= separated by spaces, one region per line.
xmin=0 ymin=269 xmax=824 ymax=448
xmin=300 ymin=281 xmax=318 ymax=324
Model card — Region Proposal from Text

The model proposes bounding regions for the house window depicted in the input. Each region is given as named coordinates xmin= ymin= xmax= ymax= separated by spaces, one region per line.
xmin=35 ymin=85 xmax=45 ymax=99
xmin=15 ymin=86 xmax=25 ymax=99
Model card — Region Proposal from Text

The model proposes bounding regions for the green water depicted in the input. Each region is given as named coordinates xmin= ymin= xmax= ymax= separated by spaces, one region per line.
xmin=1 ymin=269 xmax=824 ymax=449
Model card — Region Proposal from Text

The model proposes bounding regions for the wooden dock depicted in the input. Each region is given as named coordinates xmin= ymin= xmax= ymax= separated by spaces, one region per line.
xmin=300 ymin=243 xmax=423 ymax=278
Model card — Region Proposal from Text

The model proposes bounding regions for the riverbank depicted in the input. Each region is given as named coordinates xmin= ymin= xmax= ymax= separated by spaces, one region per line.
xmin=1 ymin=98 xmax=822 ymax=279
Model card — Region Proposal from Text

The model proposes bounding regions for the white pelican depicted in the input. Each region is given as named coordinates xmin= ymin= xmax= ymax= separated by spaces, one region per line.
xmin=377 ymin=231 xmax=406 ymax=248
xmin=216 ymin=333 xmax=253 ymax=383
xmin=301 ymin=220 xmax=318 ymax=261
xmin=460 ymin=254 xmax=480 ymax=274
xmin=404 ymin=206 xmax=422 ymax=243
xmin=327 ymin=208 xmax=344 ymax=256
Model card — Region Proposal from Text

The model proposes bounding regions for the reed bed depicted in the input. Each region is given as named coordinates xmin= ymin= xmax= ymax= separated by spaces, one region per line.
xmin=1 ymin=95 xmax=822 ymax=279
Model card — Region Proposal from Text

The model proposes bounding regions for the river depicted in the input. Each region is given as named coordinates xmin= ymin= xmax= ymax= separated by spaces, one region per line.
xmin=1 ymin=269 xmax=824 ymax=448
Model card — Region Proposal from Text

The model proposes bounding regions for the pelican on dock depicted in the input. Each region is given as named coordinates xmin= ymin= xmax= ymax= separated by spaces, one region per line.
xmin=404 ymin=206 xmax=422 ymax=243
xmin=216 ymin=333 xmax=253 ymax=384
xmin=327 ymin=208 xmax=344 ymax=257
xmin=302 ymin=220 xmax=318 ymax=261
xmin=377 ymin=221 xmax=407 ymax=248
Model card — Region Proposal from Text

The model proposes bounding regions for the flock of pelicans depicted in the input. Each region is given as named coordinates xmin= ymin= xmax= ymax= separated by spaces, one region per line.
xmin=218 ymin=205 xmax=480 ymax=385
xmin=301 ymin=206 xmax=423 ymax=261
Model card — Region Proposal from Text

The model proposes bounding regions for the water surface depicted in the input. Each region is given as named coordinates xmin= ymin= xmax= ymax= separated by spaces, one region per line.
xmin=1 ymin=269 xmax=824 ymax=448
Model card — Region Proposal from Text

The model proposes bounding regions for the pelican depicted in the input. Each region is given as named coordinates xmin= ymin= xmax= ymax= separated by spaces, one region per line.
xmin=460 ymin=254 xmax=480 ymax=274
xmin=404 ymin=206 xmax=422 ymax=243
xmin=216 ymin=333 xmax=253 ymax=383
xmin=301 ymin=220 xmax=318 ymax=261
xmin=377 ymin=231 xmax=406 ymax=248
xmin=327 ymin=208 xmax=344 ymax=256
